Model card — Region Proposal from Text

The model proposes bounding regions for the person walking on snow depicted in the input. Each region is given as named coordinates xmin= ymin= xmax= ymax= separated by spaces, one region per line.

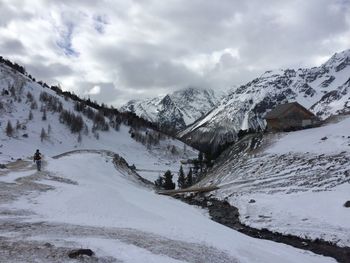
xmin=33 ymin=149 xmax=42 ymax=171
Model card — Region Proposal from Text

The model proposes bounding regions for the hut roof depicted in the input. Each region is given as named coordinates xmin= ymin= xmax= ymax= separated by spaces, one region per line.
xmin=264 ymin=102 xmax=314 ymax=119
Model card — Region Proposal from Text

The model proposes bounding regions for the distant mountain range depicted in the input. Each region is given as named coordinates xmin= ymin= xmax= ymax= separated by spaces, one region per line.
xmin=121 ymin=50 xmax=350 ymax=154
xmin=120 ymin=87 xmax=221 ymax=132
xmin=178 ymin=49 xmax=350 ymax=154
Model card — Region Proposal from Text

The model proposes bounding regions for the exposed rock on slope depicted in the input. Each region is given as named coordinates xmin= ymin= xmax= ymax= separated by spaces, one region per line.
xmin=121 ymin=87 xmax=220 ymax=131
xmin=179 ymin=49 xmax=350 ymax=154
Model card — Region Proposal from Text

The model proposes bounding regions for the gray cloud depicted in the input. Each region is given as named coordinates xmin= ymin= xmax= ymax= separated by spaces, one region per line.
xmin=0 ymin=38 xmax=26 ymax=54
xmin=0 ymin=0 xmax=349 ymax=106
xmin=25 ymin=62 xmax=73 ymax=81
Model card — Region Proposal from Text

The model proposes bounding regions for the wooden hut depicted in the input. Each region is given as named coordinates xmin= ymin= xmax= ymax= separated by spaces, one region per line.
xmin=264 ymin=102 xmax=319 ymax=131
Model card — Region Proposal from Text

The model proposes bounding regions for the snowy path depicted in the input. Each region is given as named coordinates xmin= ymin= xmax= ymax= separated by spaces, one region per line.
xmin=0 ymin=152 xmax=337 ymax=262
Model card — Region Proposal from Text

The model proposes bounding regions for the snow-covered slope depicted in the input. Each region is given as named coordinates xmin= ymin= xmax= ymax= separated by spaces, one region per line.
xmin=0 ymin=63 xmax=197 ymax=182
xmin=197 ymin=116 xmax=350 ymax=247
xmin=120 ymin=87 xmax=220 ymax=131
xmin=179 ymin=49 xmax=350 ymax=153
xmin=0 ymin=152 xmax=335 ymax=263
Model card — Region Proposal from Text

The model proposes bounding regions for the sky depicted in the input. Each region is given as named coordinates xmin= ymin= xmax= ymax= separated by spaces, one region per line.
xmin=0 ymin=0 xmax=349 ymax=106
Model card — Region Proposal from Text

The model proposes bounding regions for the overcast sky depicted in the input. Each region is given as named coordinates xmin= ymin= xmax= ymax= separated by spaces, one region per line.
xmin=1 ymin=0 xmax=349 ymax=106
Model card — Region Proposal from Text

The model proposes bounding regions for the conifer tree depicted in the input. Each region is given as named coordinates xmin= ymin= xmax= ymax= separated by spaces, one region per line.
xmin=177 ymin=165 xmax=186 ymax=189
xmin=16 ymin=120 xmax=20 ymax=130
xmin=6 ymin=120 xmax=13 ymax=137
xmin=186 ymin=168 xmax=193 ymax=187
xmin=154 ymin=176 xmax=164 ymax=189
xmin=42 ymin=109 xmax=47 ymax=121
xmin=163 ymin=170 xmax=175 ymax=190
xmin=40 ymin=128 xmax=46 ymax=142
xmin=28 ymin=110 xmax=33 ymax=120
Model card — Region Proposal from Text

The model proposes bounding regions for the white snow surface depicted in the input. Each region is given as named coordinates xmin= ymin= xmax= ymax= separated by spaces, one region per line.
xmin=267 ymin=115 xmax=350 ymax=154
xmin=1 ymin=152 xmax=336 ymax=263
xmin=232 ymin=183 xmax=350 ymax=247
xmin=0 ymin=63 xmax=197 ymax=183
xmin=198 ymin=117 xmax=350 ymax=247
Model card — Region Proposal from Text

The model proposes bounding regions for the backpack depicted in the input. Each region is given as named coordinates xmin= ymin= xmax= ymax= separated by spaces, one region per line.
xmin=34 ymin=152 xmax=41 ymax=160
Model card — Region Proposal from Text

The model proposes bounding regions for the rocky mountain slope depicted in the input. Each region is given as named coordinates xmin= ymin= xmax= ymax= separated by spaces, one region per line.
xmin=120 ymin=87 xmax=221 ymax=131
xmin=179 ymin=49 xmax=350 ymax=154
xmin=195 ymin=115 xmax=350 ymax=248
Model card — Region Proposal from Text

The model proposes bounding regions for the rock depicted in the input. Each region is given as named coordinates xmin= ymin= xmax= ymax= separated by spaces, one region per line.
xmin=22 ymin=133 xmax=28 ymax=138
xmin=68 ymin=249 xmax=94 ymax=258
xmin=0 ymin=164 xmax=6 ymax=169
xmin=321 ymin=136 xmax=328 ymax=141
xmin=249 ymin=199 xmax=256 ymax=203
xmin=44 ymin=242 xmax=53 ymax=248
xmin=344 ymin=201 xmax=350 ymax=208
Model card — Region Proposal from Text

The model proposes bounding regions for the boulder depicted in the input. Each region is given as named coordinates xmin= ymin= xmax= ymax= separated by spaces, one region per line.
xmin=68 ymin=249 xmax=94 ymax=258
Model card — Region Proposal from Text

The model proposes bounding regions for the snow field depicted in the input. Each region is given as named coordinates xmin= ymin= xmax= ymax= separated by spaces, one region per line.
xmin=1 ymin=152 xmax=336 ymax=263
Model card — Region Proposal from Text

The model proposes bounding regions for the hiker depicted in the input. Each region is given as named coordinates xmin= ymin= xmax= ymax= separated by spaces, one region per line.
xmin=33 ymin=149 xmax=42 ymax=171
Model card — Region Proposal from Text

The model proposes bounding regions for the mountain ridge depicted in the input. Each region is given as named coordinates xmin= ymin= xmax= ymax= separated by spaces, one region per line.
xmin=120 ymin=86 xmax=221 ymax=132
xmin=179 ymin=49 xmax=350 ymax=154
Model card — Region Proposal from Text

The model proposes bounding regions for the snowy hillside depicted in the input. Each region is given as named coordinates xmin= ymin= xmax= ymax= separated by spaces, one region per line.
xmin=121 ymin=87 xmax=220 ymax=131
xmin=0 ymin=63 xmax=197 ymax=183
xmin=180 ymin=49 xmax=350 ymax=153
xmin=197 ymin=116 xmax=350 ymax=247
xmin=0 ymin=151 xmax=336 ymax=262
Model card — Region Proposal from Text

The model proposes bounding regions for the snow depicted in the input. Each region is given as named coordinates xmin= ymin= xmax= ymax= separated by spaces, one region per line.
xmin=1 ymin=152 xmax=336 ymax=263
xmin=0 ymin=64 xmax=197 ymax=185
xmin=196 ymin=116 xmax=350 ymax=247
xmin=267 ymin=116 xmax=350 ymax=154
xmin=232 ymin=183 xmax=350 ymax=247
xmin=121 ymin=87 xmax=220 ymax=128
xmin=0 ymin=170 xmax=34 ymax=183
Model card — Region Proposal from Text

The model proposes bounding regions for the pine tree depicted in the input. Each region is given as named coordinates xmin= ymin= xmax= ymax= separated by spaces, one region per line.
xmin=154 ymin=176 xmax=164 ymax=189
xmin=42 ymin=109 xmax=47 ymax=121
xmin=163 ymin=170 xmax=175 ymax=190
xmin=6 ymin=120 xmax=13 ymax=137
xmin=198 ymin=152 xmax=203 ymax=162
xmin=47 ymin=124 xmax=51 ymax=134
xmin=177 ymin=165 xmax=186 ymax=189
xmin=186 ymin=168 xmax=193 ymax=187
xmin=16 ymin=120 xmax=20 ymax=130
xmin=28 ymin=110 xmax=33 ymax=120
xmin=171 ymin=145 xmax=177 ymax=155
xmin=198 ymin=152 xmax=203 ymax=172
xmin=40 ymin=128 xmax=46 ymax=142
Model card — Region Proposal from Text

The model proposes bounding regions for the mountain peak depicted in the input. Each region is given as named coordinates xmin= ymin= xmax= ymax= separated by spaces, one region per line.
xmin=121 ymin=87 xmax=220 ymax=130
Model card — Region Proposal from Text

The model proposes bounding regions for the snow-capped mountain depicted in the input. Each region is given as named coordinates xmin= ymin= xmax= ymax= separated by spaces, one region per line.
xmin=120 ymin=87 xmax=221 ymax=131
xmin=0 ymin=61 xmax=197 ymax=182
xmin=179 ymin=49 xmax=350 ymax=154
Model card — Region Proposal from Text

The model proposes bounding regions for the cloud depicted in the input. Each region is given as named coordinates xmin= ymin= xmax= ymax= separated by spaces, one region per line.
xmin=0 ymin=0 xmax=349 ymax=106
xmin=0 ymin=38 xmax=26 ymax=55
xmin=86 ymin=85 xmax=101 ymax=95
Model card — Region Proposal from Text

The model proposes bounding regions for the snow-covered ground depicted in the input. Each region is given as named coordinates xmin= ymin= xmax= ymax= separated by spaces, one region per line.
xmin=0 ymin=152 xmax=336 ymax=262
xmin=266 ymin=115 xmax=350 ymax=154
xmin=0 ymin=63 xmax=196 ymax=183
xmin=199 ymin=117 xmax=350 ymax=247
